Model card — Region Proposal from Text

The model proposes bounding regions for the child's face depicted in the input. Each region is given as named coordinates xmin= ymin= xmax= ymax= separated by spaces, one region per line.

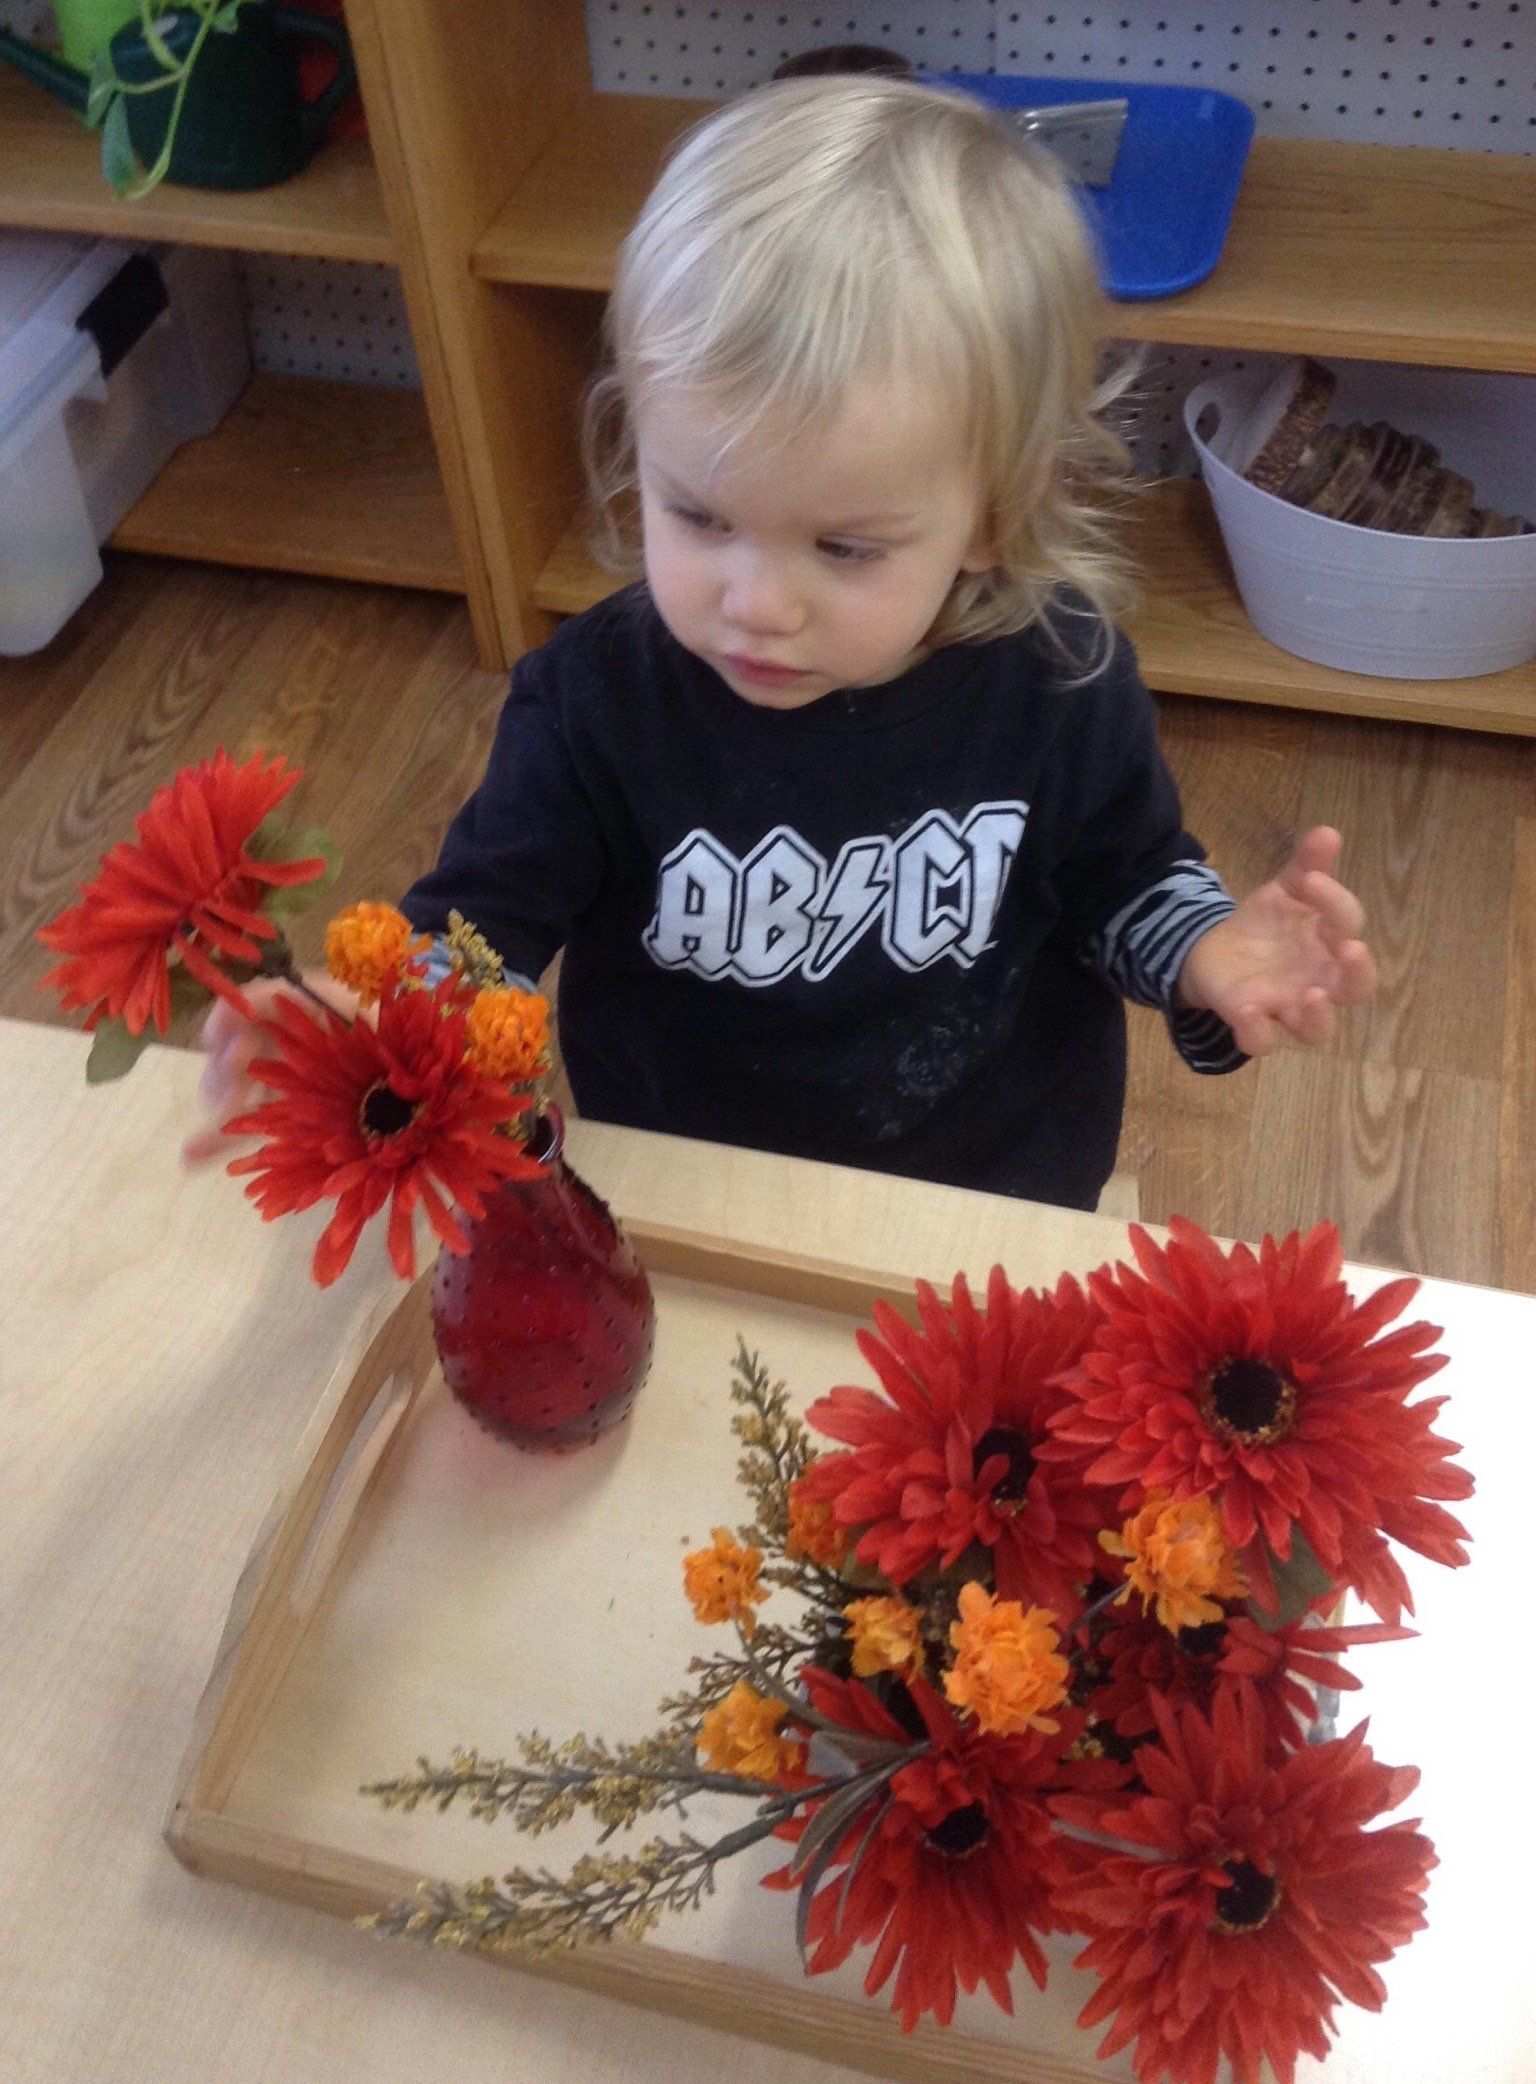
xmin=635 ymin=374 xmax=992 ymax=708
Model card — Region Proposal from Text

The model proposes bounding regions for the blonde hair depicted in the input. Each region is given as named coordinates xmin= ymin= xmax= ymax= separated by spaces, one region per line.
xmin=583 ymin=74 xmax=1134 ymax=659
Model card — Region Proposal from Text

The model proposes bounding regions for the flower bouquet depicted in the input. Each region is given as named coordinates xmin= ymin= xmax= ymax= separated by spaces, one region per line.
xmin=38 ymin=748 xmax=654 ymax=1445
xmin=361 ymin=1236 xmax=1473 ymax=2084
xmin=36 ymin=749 xmax=553 ymax=1284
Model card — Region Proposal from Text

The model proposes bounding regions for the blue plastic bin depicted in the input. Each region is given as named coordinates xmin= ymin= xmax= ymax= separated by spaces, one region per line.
xmin=940 ymin=73 xmax=1256 ymax=302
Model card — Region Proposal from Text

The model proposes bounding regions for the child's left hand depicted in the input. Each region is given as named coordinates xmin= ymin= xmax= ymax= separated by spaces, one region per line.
xmin=1176 ymin=826 xmax=1378 ymax=1057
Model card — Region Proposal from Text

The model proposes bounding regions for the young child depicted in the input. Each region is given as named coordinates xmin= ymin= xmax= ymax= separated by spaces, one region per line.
xmin=193 ymin=76 xmax=1375 ymax=1210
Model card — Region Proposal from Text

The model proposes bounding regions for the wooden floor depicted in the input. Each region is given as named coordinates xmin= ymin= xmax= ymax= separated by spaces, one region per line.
xmin=3 ymin=552 xmax=1532 ymax=1292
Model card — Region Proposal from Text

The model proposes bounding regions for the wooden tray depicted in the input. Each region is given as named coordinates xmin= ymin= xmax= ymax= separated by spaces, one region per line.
xmin=168 ymin=1221 xmax=1130 ymax=2084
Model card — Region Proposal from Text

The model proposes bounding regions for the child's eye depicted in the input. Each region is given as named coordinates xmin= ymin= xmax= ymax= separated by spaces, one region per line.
xmin=817 ymin=538 xmax=884 ymax=565
xmin=670 ymin=504 xmax=727 ymax=535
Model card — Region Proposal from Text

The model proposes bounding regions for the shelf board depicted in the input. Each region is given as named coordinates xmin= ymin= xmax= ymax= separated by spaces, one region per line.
xmin=472 ymin=92 xmax=1536 ymax=375
xmin=111 ymin=373 xmax=462 ymax=594
xmin=0 ymin=69 xmax=393 ymax=263
xmin=532 ymin=481 xmax=1536 ymax=738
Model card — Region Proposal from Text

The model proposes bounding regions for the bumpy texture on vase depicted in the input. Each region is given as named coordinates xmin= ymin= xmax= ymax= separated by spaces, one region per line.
xmin=431 ymin=1111 xmax=655 ymax=1451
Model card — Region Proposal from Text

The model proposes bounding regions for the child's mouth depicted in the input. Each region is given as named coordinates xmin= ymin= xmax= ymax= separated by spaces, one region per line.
xmin=722 ymin=654 xmax=810 ymax=689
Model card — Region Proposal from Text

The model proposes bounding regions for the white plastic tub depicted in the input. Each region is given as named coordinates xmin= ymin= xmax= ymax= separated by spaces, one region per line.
xmin=0 ymin=230 xmax=250 ymax=656
xmin=1184 ymin=359 xmax=1536 ymax=681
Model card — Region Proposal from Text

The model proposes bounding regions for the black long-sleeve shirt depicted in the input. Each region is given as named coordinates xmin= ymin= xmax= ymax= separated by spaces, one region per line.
xmin=402 ymin=587 xmax=1242 ymax=1209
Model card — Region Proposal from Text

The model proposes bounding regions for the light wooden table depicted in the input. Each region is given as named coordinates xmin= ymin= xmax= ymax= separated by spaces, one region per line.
xmin=0 ymin=1014 xmax=1529 ymax=2084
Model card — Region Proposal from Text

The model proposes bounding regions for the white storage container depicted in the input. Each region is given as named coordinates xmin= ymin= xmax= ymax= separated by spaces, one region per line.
xmin=1184 ymin=359 xmax=1536 ymax=681
xmin=0 ymin=230 xmax=250 ymax=657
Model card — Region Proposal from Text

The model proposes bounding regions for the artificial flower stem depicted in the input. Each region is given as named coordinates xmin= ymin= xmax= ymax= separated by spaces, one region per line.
xmin=290 ymin=969 xmax=351 ymax=1022
xmin=260 ymin=944 xmax=357 ymax=1027
xmin=735 ymin=1625 xmax=920 ymax=1765
xmin=1074 ymin=1580 xmax=1128 ymax=1637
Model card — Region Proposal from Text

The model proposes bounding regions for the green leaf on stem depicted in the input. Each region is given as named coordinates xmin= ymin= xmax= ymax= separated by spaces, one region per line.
xmin=796 ymin=1789 xmax=887 ymax=1966
xmin=788 ymin=1760 xmax=898 ymax=1882
xmin=99 ymin=97 xmax=137 ymax=194
xmin=166 ymin=966 xmax=215 ymax=1025
xmin=85 ymin=57 xmax=116 ymax=128
xmin=1247 ymin=1526 xmax=1336 ymax=1631
xmin=85 ymin=1016 xmax=150 ymax=1084
xmin=248 ymin=818 xmax=341 ymax=920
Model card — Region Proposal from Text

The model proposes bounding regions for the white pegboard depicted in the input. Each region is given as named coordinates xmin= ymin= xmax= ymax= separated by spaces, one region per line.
xmin=236 ymin=255 xmax=421 ymax=388
xmin=0 ymin=0 xmax=50 ymax=36
xmin=588 ymin=0 xmax=1536 ymax=152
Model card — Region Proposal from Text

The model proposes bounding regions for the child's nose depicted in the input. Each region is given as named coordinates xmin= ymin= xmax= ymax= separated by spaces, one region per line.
xmin=721 ymin=553 xmax=804 ymax=637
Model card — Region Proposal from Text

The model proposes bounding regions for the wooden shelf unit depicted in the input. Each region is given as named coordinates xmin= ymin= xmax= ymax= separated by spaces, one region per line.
xmin=472 ymin=91 xmax=1536 ymax=377
xmin=446 ymin=66 xmax=1536 ymax=727
xmin=0 ymin=64 xmax=467 ymax=604
xmin=0 ymin=69 xmax=394 ymax=262
xmin=110 ymin=373 xmax=461 ymax=593
xmin=534 ymin=480 xmax=1536 ymax=740
xmin=6 ymin=0 xmax=1534 ymax=729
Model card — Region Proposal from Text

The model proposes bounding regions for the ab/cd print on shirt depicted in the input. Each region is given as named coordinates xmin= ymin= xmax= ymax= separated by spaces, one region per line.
xmin=644 ymin=802 xmax=1029 ymax=986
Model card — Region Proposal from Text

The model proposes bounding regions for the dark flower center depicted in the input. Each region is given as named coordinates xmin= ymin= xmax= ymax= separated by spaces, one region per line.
xmin=972 ymin=1425 xmax=1036 ymax=1502
xmin=1201 ymin=1357 xmax=1297 ymax=1446
xmin=360 ymin=1082 xmax=417 ymax=1138
xmin=1177 ymin=1621 xmax=1229 ymax=1660
xmin=1212 ymin=1859 xmax=1281 ymax=1934
xmin=876 ymin=1676 xmax=930 ymax=1742
xmin=924 ymin=1801 xmax=990 ymax=1858
xmin=1073 ymin=1718 xmax=1140 ymax=1767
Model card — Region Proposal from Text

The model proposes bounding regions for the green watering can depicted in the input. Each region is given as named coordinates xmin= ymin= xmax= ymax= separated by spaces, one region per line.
xmin=50 ymin=0 xmax=140 ymax=73
xmin=0 ymin=3 xmax=357 ymax=190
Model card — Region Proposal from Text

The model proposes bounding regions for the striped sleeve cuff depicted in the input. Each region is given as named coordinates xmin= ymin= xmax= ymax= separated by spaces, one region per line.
xmin=1167 ymin=1003 xmax=1249 ymax=1075
xmin=418 ymin=934 xmax=536 ymax=993
xmin=1084 ymin=863 xmax=1248 ymax=1076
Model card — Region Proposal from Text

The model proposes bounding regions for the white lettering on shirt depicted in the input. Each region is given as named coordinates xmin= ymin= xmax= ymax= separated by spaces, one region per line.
xmin=645 ymin=803 xmax=1029 ymax=986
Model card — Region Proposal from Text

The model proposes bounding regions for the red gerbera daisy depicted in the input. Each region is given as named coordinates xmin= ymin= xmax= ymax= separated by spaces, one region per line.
xmin=1053 ymin=1691 xmax=1435 ymax=2084
xmin=796 ymin=1270 xmax=1112 ymax=1613
xmin=1085 ymin=1604 xmax=1410 ymax=1758
xmin=37 ymin=751 xmax=326 ymax=1034
xmin=1045 ymin=1220 xmax=1472 ymax=1624
xmin=769 ymin=1669 xmax=1112 ymax=2031
xmin=225 ymin=975 xmax=541 ymax=1286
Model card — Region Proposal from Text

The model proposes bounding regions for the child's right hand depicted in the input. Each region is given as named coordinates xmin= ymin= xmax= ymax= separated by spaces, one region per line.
xmin=181 ymin=968 xmax=360 ymax=1167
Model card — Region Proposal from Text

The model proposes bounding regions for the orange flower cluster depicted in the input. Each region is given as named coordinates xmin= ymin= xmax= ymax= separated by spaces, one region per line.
xmin=942 ymin=1582 xmax=1070 ymax=1736
xmin=324 ymin=902 xmax=428 ymax=1007
xmin=464 ymin=986 xmax=550 ymax=1083
xmin=785 ymin=1474 xmax=851 ymax=1568
xmin=1101 ymin=1491 xmax=1248 ymax=1633
xmin=683 ymin=1528 xmax=767 ymax=1633
xmin=698 ymin=1681 xmax=806 ymax=1782
xmin=845 ymin=1596 xmax=925 ymax=1679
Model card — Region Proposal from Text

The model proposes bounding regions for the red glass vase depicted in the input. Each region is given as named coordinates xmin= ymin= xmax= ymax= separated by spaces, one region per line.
xmin=431 ymin=1108 xmax=655 ymax=1452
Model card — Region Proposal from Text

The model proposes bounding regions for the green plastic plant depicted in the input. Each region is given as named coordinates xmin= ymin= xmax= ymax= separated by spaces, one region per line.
xmin=85 ymin=0 xmax=253 ymax=198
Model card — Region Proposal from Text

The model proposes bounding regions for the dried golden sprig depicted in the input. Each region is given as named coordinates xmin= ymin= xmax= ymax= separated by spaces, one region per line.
xmin=729 ymin=1341 xmax=813 ymax=1551
xmin=363 ymin=1731 xmax=779 ymax=1841
xmin=361 ymin=1744 xmax=904 ymax=1958
xmin=363 ymin=1829 xmax=767 ymax=1954
xmin=726 ymin=1341 xmax=858 ymax=1624
xmin=441 ymin=908 xmax=510 ymax=991
xmin=655 ymin=1618 xmax=810 ymax=1732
